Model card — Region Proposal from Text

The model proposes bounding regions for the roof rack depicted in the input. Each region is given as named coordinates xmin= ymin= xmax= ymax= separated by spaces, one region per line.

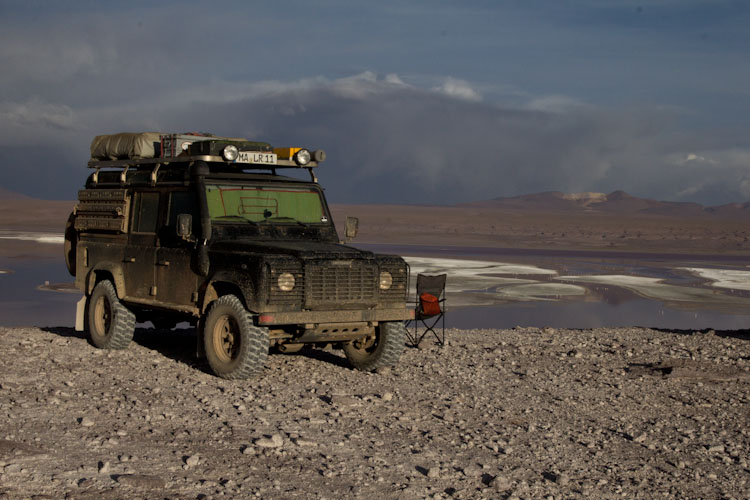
xmin=87 ymin=154 xmax=321 ymax=183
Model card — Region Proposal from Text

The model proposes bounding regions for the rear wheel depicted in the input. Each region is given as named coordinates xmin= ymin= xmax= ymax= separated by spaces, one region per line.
xmin=86 ymin=280 xmax=135 ymax=349
xmin=343 ymin=321 xmax=406 ymax=372
xmin=203 ymin=295 xmax=269 ymax=379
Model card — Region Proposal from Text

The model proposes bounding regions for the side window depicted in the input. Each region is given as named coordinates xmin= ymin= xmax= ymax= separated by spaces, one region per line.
xmin=167 ymin=191 xmax=199 ymax=228
xmin=160 ymin=190 xmax=199 ymax=244
xmin=132 ymin=192 xmax=160 ymax=233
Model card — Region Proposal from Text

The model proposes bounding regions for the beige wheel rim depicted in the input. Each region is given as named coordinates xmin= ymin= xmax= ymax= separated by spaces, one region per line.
xmin=93 ymin=295 xmax=111 ymax=337
xmin=212 ymin=315 xmax=239 ymax=363
xmin=352 ymin=334 xmax=376 ymax=353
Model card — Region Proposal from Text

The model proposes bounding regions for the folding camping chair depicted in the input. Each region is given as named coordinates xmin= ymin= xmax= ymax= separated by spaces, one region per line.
xmin=405 ymin=274 xmax=446 ymax=347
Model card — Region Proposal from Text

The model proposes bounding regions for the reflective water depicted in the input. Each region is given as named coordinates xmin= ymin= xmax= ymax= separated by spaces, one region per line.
xmin=360 ymin=243 xmax=750 ymax=331
xmin=0 ymin=258 xmax=80 ymax=327
xmin=2 ymin=243 xmax=750 ymax=330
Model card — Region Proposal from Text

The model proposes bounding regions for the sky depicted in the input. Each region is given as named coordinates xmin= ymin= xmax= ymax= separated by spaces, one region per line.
xmin=0 ymin=0 xmax=749 ymax=205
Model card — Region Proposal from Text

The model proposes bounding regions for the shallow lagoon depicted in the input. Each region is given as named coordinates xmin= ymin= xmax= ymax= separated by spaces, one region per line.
xmin=2 ymin=236 xmax=750 ymax=330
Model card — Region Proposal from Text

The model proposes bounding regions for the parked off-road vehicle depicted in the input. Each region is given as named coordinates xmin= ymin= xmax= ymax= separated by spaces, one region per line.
xmin=65 ymin=132 xmax=411 ymax=378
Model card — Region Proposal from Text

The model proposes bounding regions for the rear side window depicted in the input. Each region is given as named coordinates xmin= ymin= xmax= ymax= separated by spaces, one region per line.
xmin=132 ymin=192 xmax=159 ymax=233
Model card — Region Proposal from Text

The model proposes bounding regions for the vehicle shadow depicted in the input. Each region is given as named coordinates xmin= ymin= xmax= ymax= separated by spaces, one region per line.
xmin=280 ymin=346 xmax=352 ymax=369
xmin=41 ymin=326 xmax=356 ymax=374
xmin=41 ymin=325 xmax=210 ymax=374
xmin=132 ymin=326 xmax=210 ymax=372
xmin=41 ymin=326 xmax=85 ymax=339
xmin=651 ymin=327 xmax=750 ymax=342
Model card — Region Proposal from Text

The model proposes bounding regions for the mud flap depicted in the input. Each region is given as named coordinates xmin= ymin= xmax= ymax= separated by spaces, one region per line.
xmin=75 ymin=296 xmax=86 ymax=332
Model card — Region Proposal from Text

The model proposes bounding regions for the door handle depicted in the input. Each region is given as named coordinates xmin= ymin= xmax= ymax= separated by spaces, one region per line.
xmin=157 ymin=260 xmax=170 ymax=266
xmin=124 ymin=257 xmax=136 ymax=263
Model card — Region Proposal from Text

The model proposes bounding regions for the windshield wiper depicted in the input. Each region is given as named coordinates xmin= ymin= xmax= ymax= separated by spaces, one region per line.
xmin=214 ymin=216 xmax=258 ymax=226
xmin=262 ymin=217 xmax=309 ymax=228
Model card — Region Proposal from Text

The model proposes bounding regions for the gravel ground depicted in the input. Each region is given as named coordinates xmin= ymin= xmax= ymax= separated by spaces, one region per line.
xmin=0 ymin=325 xmax=748 ymax=500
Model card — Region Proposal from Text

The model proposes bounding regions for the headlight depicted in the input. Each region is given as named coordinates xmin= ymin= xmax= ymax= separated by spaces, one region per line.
xmin=379 ymin=271 xmax=393 ymax=290
xmin=293 ymin=149 xmax=311 ymax=166
xmin=222 ymin=145 xmax=239 ymax=161
xmin=278 ymin=272 xmax=295 ymax=291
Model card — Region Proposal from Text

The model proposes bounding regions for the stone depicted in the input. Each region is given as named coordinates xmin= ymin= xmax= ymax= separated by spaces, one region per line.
xmin=491 ymin=475 xmax=512 ymax=491
xmin=116 ymin=474 xmax=165 ymax=489
xmin=255 ymin=434 xmax=283 ymax=448
xmin=97 ymin=461 xmax=110 ymax=474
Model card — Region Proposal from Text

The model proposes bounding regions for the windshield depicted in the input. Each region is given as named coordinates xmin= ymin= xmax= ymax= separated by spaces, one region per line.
xmin=205 ymin=184 xmax=328 ymax=224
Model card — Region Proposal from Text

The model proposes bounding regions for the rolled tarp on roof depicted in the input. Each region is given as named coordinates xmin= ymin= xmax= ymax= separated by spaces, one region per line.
xmin=90 ymin=132 xmax=162 ymax=160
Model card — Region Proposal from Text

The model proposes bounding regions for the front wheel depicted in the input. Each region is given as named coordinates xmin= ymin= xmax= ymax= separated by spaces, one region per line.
xmin=86 ymin=280 xmax=135 ymax=349
xmin=203 ymin=295 xmax=269 ymax=379
xmin=343 ymin=321 xmax=406 ymax=372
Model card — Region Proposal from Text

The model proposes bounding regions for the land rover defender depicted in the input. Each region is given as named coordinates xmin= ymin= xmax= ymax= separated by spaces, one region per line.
xmin=65 ymin=133 xmax=412 ymax=378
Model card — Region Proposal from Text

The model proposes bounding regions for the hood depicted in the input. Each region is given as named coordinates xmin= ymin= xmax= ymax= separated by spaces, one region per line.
xmin=209 ymin=239 xmax=374 ymax=260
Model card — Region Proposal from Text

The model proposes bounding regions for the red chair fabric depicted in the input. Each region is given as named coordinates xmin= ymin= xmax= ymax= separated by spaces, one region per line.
xmin=419 ymin=292 xmax=441 ymax=316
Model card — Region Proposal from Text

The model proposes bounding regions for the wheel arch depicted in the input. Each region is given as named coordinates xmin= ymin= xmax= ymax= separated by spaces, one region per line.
xmin=85 ymin=263 xmax=126 ymax=298
xmin=201 ymin=280 xmax=250 ymax=313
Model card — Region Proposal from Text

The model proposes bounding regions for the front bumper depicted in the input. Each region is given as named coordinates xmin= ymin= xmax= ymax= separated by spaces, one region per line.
xmin=256 ymin=307 xmax=413 ymax=326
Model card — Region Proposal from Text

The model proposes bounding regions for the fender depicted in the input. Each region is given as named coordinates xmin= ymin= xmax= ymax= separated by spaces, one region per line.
xmin=200 ymin=270 xmax=256 ymax=313
xmin=85 ymin=262 xmax=126 ymax=298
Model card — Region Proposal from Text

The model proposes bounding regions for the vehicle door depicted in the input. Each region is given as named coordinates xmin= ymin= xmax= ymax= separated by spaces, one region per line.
xmin=124 ymin=191 xmax=160 ymax=299
xmin=155 ymin=189 xmax=201 ymax=307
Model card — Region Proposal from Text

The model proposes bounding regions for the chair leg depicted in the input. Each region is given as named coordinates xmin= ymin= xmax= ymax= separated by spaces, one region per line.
xmin=427 ymin=313 xmax=445 ymax=346
xmin=440 ymin=312 xmax=445 ymax=346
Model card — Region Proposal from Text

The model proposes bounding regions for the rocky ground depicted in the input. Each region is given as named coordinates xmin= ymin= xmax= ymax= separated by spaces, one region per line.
xmin=0 ymin=325 xmax=748 ymax=500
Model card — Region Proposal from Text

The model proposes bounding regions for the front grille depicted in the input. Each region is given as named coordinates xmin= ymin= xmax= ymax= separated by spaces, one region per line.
xmin=268 ymin=263 xmax=304 ymax=305
xmin=307 ymin=261 xmax=378 ymax=306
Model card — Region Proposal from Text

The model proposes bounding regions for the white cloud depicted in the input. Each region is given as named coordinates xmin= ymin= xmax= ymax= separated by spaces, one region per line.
xmin=0 ymin=98 xmax=76 ymax=130
xmin=433 ymin=77 xmax=482 ymax=102
xmin=526 ymin=95 xmax=587 ymax=113
xmin=384 ymin=74 xmax=407 ymax=86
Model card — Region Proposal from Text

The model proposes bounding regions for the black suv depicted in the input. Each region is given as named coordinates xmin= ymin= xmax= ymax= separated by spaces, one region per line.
xmin=65 ymin=133 xmax=411 ymax=378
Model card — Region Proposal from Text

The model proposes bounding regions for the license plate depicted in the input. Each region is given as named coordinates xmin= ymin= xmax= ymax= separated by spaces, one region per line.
xmin=236 ymin=151 xmax=277 ymax=165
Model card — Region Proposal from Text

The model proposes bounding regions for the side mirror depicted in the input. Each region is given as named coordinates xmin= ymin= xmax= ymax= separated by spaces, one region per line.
xmin=345 ymin=216 xmax=359 ymax=240
xmin=176 ymin=213 xmax=193 ymax=240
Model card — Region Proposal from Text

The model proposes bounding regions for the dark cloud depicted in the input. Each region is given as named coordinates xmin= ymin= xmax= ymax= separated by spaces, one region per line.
xmin=1 ymin=74 xmax=748 ymax=205
xmin=139 ymin=75 xmax=750 ymax=205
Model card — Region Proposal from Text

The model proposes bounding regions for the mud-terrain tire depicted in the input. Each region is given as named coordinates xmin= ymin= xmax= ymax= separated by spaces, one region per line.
xmin=86 ymin=280 xmax=135 ymax=350
xmin=344 ymin=321 xmax=406 ymax=372
xmin=203 ymin=295 xmax=269 ymax=379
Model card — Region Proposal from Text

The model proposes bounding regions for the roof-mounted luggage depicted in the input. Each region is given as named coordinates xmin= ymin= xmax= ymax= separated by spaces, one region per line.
xmin=87 ymin=132 xmax=326 ymax=182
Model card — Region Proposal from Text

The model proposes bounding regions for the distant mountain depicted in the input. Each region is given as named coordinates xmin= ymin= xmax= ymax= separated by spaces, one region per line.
xmin=0 ymin=186 xmax=31 ymax=201
xmin=462 ymin=190 xmax=748 ymax=217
